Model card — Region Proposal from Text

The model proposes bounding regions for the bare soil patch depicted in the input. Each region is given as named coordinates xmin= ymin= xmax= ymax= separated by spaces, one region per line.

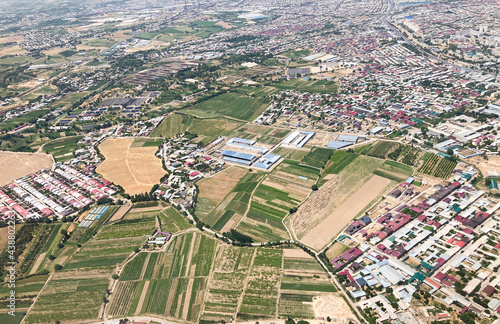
xmin=283 ymin=248 xmax=314 ymax=259
xmin=300 ymin=175 xmax=392 ymax=250
xmin=96 ymin=138 xmax=165 ymax=195
xmin=106 ymin=205 xmax=132 ymax=224
xmin=467 ymin=156 xmax=500 ymax=177
xmin=220 ymin=219 xmax=235 ymax=233
xmin=312 ymin=294 xmax=356 ymax=321
xmin=0 ymin=151 xmax=53 ymax=186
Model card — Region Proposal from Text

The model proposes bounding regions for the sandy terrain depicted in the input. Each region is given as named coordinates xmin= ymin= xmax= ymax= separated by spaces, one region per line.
xmin=198 ymin=166 xmax=247 ymax=202
xmin=96 ymin=138 xmax=165 ymax=195
xmin=467 ymin=155 xmax=500 ymax=177
xmin=0 ymin=151 xmax=54 ymax=186
xmin=312 ymin=294 xmax=356 ymax=322
xmin=300 ymin=175 xmax=392 ymax=250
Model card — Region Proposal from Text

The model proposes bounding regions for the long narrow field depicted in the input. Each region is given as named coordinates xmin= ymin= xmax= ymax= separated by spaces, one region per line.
xmin=300 ymin=174 xmax=392 ymax=250
xmin=97 ymin=138 xmax=165 ymax=195
xmin=290 ymin=151 xmax=408 ymax=250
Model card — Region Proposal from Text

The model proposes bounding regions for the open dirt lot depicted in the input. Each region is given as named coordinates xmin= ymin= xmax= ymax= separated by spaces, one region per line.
xmin=0 ymin=151 xmax=53 ymax=186
xmin=467 ymin=156 xmax=500 ymax=177
xmin=96 ymin=138 xmax=165 ymax=195
xmin=299 ymin=175 xmax=392 ymax=250
xmin=197 ymin=166 xmax=247 ymax=202
xmin=312 ymin=294 xmax=356 ymax=322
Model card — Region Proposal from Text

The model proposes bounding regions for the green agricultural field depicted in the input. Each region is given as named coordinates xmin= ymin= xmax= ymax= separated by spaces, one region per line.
xmin=183 ymin=92 xmax=272 ymax=121
xmin=0 ymin=109 xmax=51 ymax=131
xmin=131 ymin=138 xmax=163 ymax=147
xmin=271 ymin=78 xmax=337 ymax=93
xmin=226 ymin=125 xmax=291 ymax=145
xmin=108 ymin=232 xmax=216 ymax=321
xmin=159 ymin=207 xmax=191 ymax=233
xmin=83 ymin=38 xmax=117 ymax=48
xmin=42 ymin=135 xmax=84 ymax=162
xmin=151 ymin=114 xmax=242 ymax=144
xmin=136 ymin=32 xmax=158 ymax=40
xmin=274 ymin=159 xmax=320 ymax=183
xmin=272 ymin=147 xmax=309 ymax=161
xmin=0 ymin=313 xmax=26 ymax=324
xmin=321 ymin=151 xmax=359 ymax=180
xmin=188 ymin=117 xmax=242 ymax=145
xmin=373 ymin=160 xmax=413 ymax=182
xmin=418 ymin=154 xmax=457 ymax=178
xmin=150 ymin=114 xmax=192 ymax=138
xmin=237 ymin=249 xmax=282 ymax=320
xmin=95 ymin=217 xmax=156 ymax=240
xmin=24 ymin=274 xmax=110 ymax=323
xmin=64 ymin=236 xmax=144 ymax=270
xmin=301 ymin=147 xmax=333 ymax=169
xmin=237 ymin=181 xmax=302 ymax=242
xmin=279 ymin=252 xmax=336 ymax=319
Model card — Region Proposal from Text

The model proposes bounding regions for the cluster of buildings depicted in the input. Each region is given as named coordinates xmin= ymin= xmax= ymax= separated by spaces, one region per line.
xmin=0 ymin=164 xmax=116 ymax=221
xmin=213 ymin=137 xmax=282 ymax=170
xmin=153 ymin=136 xmax=225 ymax=208
xmin=332 ymin=162 xmax=500 ymax=321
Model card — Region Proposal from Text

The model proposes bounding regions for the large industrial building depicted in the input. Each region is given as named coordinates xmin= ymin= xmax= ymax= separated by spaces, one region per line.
xmin=281 ymin=131 xmax=315 ymax=148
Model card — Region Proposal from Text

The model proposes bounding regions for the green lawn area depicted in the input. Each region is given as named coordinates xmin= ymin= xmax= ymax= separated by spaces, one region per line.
xmin=183 ymin=92 xmax=271 ymax=121
xmin=282 ymin=49 xmax=311 ymax=60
